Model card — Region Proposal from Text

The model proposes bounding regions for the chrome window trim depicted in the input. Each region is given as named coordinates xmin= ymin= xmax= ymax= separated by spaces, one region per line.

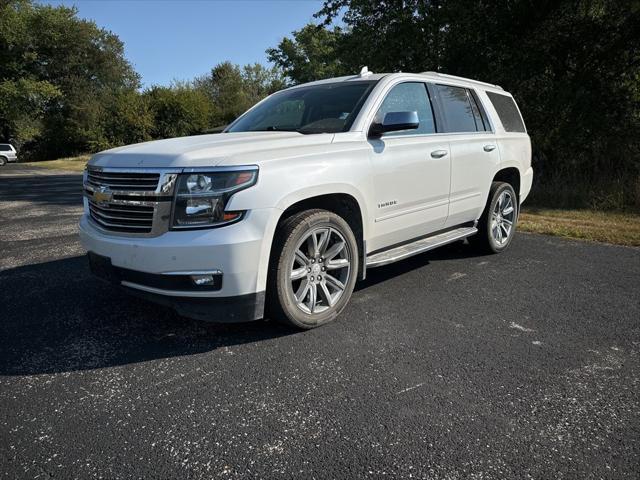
xmin=380 ymin=131 xmax=495 ymax=139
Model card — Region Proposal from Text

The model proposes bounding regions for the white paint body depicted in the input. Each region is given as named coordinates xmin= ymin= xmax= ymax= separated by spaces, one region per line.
xmin=80 ymin=72 xmax=533 ymax=309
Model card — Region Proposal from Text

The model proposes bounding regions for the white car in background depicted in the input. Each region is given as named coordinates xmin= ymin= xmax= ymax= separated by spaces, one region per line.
xmin=80 ymin=69 xmax=533 ymax=329
xmin=0 ymin=144 xmax=18 ymax=165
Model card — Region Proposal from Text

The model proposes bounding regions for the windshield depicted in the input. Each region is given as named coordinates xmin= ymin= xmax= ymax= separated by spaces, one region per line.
xmin=226 ymin=80 xmax=378 ymax=135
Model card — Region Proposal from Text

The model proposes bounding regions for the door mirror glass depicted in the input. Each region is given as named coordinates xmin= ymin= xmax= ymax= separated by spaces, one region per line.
xmin=370 ymin=111 xmax=419 ymax=137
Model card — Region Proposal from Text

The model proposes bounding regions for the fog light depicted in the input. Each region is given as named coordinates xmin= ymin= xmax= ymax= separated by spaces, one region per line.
xmin=191 ymin=274 xmax=216 ymax=286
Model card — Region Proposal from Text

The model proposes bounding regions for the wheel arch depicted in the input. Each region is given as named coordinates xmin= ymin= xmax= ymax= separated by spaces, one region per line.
xmin=492 ymin=167 xmax=521 ymax=202
xmin=272 ymin=191 xmax=367 ymax=281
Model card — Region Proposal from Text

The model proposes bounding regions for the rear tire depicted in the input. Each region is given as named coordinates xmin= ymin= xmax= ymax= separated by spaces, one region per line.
xmin=471 ymin=181 xmax=518 ymax=254
xmin=266 ymin=209 xmax=359 ymax=329
xmin=0 ymin=157 xmax=6 ymax=166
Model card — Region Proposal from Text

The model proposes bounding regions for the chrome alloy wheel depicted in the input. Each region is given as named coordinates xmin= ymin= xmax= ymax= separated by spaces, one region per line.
xmin=290 ymin=227 xmax=351 ymax=314
xmin=491 ymin=190 xmax=516 ymax=245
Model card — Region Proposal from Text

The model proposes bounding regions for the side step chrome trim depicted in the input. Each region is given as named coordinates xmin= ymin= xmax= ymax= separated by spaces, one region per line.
xmin=366 ymin=226 xmax=478 ymax=268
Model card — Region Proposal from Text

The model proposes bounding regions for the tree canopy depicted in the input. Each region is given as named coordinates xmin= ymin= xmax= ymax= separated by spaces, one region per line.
xmin=267 ymin=0 xmax=640 ymax=207
xmin=1 ymin=0 xmax=638 ymax=208
xmin=0 ymin=0 xmax=287 ymax=159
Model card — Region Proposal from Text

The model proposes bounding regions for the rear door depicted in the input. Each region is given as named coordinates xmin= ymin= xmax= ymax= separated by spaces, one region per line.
xmin=429 ymin=84 xmax=501 ymax=227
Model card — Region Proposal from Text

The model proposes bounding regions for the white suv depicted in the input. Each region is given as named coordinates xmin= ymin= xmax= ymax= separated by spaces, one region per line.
xmin=0 ymin=144 xmax=18 ymax=165
xmin=80 ymin=70 xmax=533 ymax=329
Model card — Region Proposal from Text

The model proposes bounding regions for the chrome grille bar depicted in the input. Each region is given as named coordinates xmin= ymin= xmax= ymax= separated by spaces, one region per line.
xmin=87 ymin=171 xmax=160 ymax=191
xmin=84 ymin=166 xmax=180 ymax=237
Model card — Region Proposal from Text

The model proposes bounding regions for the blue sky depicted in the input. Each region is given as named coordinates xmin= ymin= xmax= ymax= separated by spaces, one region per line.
xmin=41 ymin=0 xmax=324 ymax=87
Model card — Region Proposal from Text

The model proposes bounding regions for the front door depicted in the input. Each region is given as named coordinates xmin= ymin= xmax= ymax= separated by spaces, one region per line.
xmin=367 ymin=82 xmax=451 ymax=252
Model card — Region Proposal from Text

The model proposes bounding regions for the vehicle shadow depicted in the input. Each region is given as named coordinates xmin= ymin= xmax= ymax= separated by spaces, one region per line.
xmin=0 ymin=255 xmax=293 ymax=376
xmin=1 ymin=240 xmax=489 ymax=376
xmin=0 ymin=167 xmax=82 ymax=206
xmin=356 ymin=239 xmax=488 ymax=291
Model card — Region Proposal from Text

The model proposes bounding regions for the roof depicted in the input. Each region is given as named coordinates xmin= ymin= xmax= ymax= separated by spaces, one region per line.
xmin=292 ymin=69 xmax=504 ymax=92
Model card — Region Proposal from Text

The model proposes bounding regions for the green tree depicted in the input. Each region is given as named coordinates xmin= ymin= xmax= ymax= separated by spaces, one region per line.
xmin=195 ymin=62 xmax=287 ymax=127
xmin=0 ymin=0 xmax=140 ymax=158
xmin=145 ymin=84 xmax=211 ymax=139
xmin=267 ymin=24 xmax=348 ymax=84
xmin=103 ymin=90 xmax=154 ymax=147
xmin=0 ymin=78 xmax=60 ymax=149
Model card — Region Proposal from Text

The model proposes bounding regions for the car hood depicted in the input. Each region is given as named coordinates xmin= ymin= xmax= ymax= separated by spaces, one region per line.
xmin=88 ymin=132 xmax=335 ymax=169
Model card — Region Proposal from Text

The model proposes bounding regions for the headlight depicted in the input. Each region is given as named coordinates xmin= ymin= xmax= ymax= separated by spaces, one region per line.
xmin=172 ymin=168 xmax=258 ymax=229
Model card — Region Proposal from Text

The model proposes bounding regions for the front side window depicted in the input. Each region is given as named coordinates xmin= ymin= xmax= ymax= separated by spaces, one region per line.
xmin=375 ymin=82 xmax=436 ymax=136
xmin=227 ymin=81 xmax=378 ymax=135
xmin=435 ymin=84 xmax=478 ymax=133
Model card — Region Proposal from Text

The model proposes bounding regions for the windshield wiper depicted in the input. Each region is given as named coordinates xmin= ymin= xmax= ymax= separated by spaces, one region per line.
xmin=251 ymin=126 xmax=298 ymax=132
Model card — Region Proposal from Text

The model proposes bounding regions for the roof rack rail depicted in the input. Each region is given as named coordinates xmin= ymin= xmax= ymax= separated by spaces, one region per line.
xmin=422 ymin=71 xmax=503 ymax=90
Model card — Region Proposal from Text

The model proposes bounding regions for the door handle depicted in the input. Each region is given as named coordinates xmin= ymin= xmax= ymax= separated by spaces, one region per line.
xmin=483 ymin=144 xmax=496 ymax=152
xmin=430 ymin=150 xmax=448 ymax=159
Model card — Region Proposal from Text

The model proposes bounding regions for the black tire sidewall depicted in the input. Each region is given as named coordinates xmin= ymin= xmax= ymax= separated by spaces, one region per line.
xmin=274 ymin=211 xmax=359 ymax=329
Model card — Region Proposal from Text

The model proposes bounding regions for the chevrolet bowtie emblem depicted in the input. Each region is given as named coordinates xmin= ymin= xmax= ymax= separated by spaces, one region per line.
xmin=93 ymin=187 xmax=113 ymax=204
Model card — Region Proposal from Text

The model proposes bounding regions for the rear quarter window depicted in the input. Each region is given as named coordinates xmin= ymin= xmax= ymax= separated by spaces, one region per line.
xmin=486 ymin=92 xmax=526 ymax=133
xmin=0 ymin=145 xmax=12 ymax=151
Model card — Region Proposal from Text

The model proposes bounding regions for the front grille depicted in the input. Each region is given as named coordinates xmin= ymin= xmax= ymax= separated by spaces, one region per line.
xmin=88 ymin=200 xmax=155 ymax=233
xmin=84 ymin=167 xmax=179 ymax=236
xmin=86 ymin=170 xmax=160 ymax=191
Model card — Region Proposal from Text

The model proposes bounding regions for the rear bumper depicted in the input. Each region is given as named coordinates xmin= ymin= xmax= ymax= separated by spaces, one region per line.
xmin=520 ymin=166 xmax=534 ymax=204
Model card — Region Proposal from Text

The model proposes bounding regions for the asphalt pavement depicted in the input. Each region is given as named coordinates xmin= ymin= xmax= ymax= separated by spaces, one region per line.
xmin=1 ymin=163 xmax=639 ymax=479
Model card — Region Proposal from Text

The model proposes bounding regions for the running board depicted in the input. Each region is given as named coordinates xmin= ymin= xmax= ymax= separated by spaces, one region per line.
xmin=366 ymin=226 xmax=478 ymax=268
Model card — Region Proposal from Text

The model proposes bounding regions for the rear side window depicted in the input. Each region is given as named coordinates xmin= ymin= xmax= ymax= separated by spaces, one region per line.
xmin=375 ymin=82 xmax=436 ymax=136
xmin=486 ymin=92 xmax=526 ymax=132
xmin=434 ymin=84 xmax=478 ymax=133
xmin=0 ymin=145 xmax=11 ymax=151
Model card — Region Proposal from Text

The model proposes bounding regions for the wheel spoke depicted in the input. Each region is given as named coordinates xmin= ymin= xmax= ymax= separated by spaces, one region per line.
xmin=306 ymin=228 xmax=328 ymax=257
xmin=502 ymin=218 xmax=513 ymax=227
xmin=291 ymin=266 xmax=307 ymax=281
xmin=295 ymin=279 xmax=310 ymax=303
xmin=326 ymin=258 xmax=349 ymax=270
xmin=308 ymin=283 xmax=317 ymax=313
xmin=318 ymin=228 xmax=331 ymax=256
xmin=295 ymin=249 xmax=309 ymax=266
xmin=503 ymin=205 xmax=514 ymax=215
xmin=319 ymin=281 xmax=334 ymax=307
xmin=324 ymin=273 xmax=345 ymax=292
xmin=323 ymin=240 xmax=345 ymax=261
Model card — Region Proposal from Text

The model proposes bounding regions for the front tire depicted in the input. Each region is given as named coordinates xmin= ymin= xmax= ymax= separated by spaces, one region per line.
xmin=267 ymin=209 xmax=359 ymax=329
xmin=471 ymin=181 xmax=518 ymax=253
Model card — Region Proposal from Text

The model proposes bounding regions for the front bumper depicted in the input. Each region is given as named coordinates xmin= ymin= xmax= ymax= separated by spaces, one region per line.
xmin=79 ymin=208 xmax=277 ymax=322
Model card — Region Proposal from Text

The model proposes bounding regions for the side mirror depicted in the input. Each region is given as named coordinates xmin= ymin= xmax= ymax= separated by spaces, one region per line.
xmin=369 ymin=111 xmax=419 ymax=138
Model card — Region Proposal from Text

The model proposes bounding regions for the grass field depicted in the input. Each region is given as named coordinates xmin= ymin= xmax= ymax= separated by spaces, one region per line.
xmin=24 ymin=155 xmax=90 ymax=172
xmin=519 ymin=208 xmax=640 ymax=247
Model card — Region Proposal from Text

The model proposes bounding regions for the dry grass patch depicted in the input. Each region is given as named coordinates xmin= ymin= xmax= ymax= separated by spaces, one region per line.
xmin=519 ymin=208 xmax=640 ymax=247
xmin=24 ymin=155 xmax=90 ymax=172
